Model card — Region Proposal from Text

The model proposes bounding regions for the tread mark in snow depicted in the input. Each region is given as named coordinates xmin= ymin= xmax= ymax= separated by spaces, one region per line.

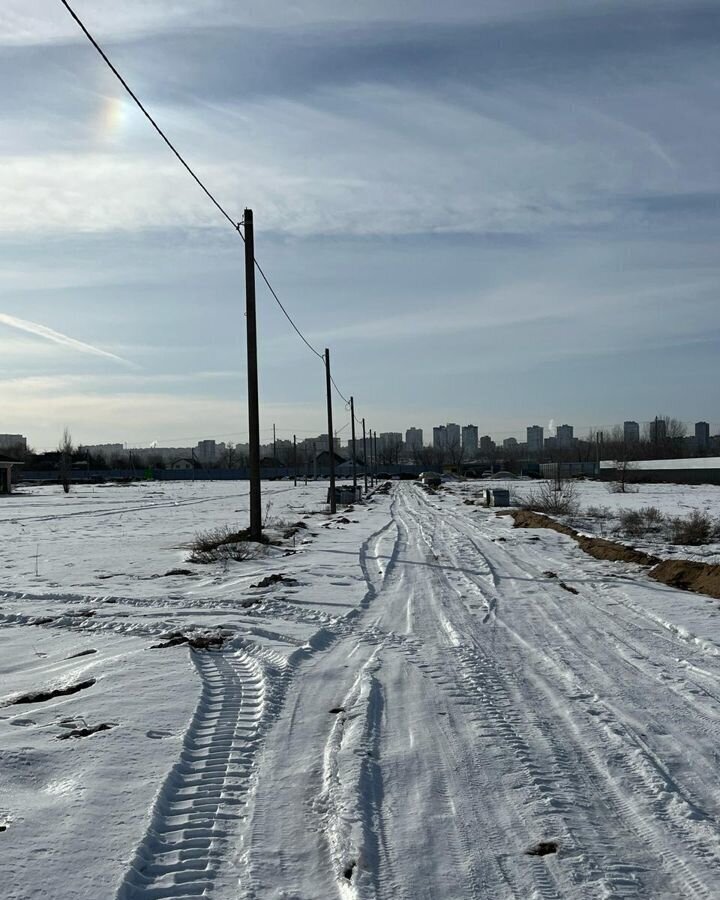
xmin=115 ymin=649 xmax=266 ymax=900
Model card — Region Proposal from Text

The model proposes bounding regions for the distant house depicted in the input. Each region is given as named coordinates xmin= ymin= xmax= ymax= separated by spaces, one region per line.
xmin=315 ymin=449 xmax=346 ymax=468
xmin=0 ymin=454 xmax=22 ymax=494
xmin=170 ymin=457 xmax=200 ymax=471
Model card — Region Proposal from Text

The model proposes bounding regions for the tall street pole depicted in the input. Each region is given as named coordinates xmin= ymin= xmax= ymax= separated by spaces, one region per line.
xmin=325 ymin=348 xmax=337 ymax=513
xmin=244 ymin=208 xmax=262 ymax=541
xmin=350 ymin=396 xmax=357 ymax=497
xmin=362 ymin=417 xmax=368 ymax=494
xmin=293 ymin=434 xmax=297 ymax=487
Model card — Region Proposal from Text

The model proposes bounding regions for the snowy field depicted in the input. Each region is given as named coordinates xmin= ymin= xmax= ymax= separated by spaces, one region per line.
xmin=3 ymin=479 xmax=720 ymax=898
xmin=456 ymin=478 xmax=720 ymax=563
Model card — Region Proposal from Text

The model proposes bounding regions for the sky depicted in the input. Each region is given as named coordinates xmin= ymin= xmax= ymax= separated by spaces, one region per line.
xmin=1 ymin=0 xmax=719 ymax=450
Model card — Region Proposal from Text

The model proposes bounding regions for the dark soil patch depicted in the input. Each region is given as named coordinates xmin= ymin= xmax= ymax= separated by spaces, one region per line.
xmin=66 ymin=648 xmax=97 ymax=659
xmin=57 ymin=722 xmax=116 ymax=740
xmin=543 ymin=571 xmax=558 ymax=578
xmin=343 ymin=860 xmax=357 ymax=881
xmin=251 ymin=573 xmax=298 ymax=589
xmin=10 ymin=678 xmax=96 ymax=705
xmin=162 ymin=568 xmax=195 ymax=577
xmin=559 ymin=582 xmax=579 ymax=595
xmin=329 ymin=707 xmax=345 ymax=714
xmin=150 ymin=630 xmax=228 ymax=651
xmin=526 ymin=841 xmax=558 ymax=857
xmin=32 ymin=616 xmax=56 ymax=625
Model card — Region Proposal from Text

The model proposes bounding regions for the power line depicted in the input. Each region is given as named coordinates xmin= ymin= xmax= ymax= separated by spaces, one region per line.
xmin=59 ymin=0 xmax=241 ymax=235
xmin=60 ymin=0 xmax=361 ymax=419
xmin=252 ymin=257 xmax=324 ymax=361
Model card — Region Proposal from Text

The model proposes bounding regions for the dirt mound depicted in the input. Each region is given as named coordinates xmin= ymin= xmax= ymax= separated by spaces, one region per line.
xmin=512 ymin=510 xmax=658 ymax=565
xmin=649 ymin=560 xmax=720 ymax=600
xmin=512 ymin=509 xmax=575 ymax=537
xmin=575 ymin=534 xmax=658 ymax=566
xmin=511 ymin=510 xmax=720 ymax=600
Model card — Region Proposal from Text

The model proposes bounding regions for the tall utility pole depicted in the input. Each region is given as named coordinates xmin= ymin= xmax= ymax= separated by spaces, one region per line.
xmin=362 ymin=418 xmax=368 ymax=494
xmin=373 ymin=431 xmax=379 ymax=484
xmin=324 ymin=348 xmax=337 ymax=513
xmin=244 ymin=208 xmax=262 ymax=541
xmin=368 ymin=428 xmax=375 ymax=487
xmin=293 ymin=434 xmax=297 ymax=487
xmin=350 ymin=396 xmax=357 ymax=497
xmin=273 ymin=423 xmax=277 ymax=464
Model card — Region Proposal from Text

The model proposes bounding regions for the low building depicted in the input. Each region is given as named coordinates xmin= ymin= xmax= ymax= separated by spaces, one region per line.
xmin=0 ymin=455 xmax=22 ymax=494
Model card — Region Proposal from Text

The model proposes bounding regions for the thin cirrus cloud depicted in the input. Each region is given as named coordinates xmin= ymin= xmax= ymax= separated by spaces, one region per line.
xmin=0 ymin=312 xmax=132 ymax=366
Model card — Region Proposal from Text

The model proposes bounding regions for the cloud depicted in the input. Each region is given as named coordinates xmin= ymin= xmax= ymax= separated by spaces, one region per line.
xmin=0 ymin=312 xmax=133 ymax=365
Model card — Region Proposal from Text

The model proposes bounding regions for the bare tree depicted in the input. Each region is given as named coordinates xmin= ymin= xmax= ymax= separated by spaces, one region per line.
xmin=58 ymin=427 xmax=74 ymax=493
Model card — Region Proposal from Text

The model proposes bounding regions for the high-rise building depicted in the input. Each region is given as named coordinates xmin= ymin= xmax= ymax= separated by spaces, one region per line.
xmin=479 ymin=435 xmax=495 ymax=454
xmin=446 ymin=423 xmax=461 ymax=449
xmin=623 ymin=421 xmax=640 ymax=444
xmin=195 ymin=439 xmax=218 ymax=462
xmin=503 ymin=437 xmax=518 ymax=450
xmin=649 ymin=418 xmax=667 ymax=445
xmin=433 ymin=426 xmax=446 ymax=449
xmin=527 ymin=425 xmax=544 ymax=453
xmin=405 ymin=427 xmax=423 ymax=452
xmin=696 ymin=421 xmax=710 ymax=450
xmin=556 ymin=424 xmax=574 ymax=449
xmin=0 ymin=434 xmax=27 ymax=452
xmin=461 ymin=425 xmax=478 ymax=455
xmin=379 ymin=432 xmax=403 ymax=453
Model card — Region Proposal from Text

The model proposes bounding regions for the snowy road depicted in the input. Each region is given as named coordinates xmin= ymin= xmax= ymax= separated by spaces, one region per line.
xmin=4 ymin=480 xmax=720 ymax=898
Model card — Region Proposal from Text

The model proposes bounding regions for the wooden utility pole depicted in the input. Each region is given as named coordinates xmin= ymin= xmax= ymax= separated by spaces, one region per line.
xmin=293 ymin=434 xmax=297 ymax=487
xmin=373 ymin=431 xmax=379 ymax=484
xmin=362 ymin=418 xmax=368 ymax=493
xmin=325 ymin=348 xmax=337 ymax=513
xmin=350 ymin=396 xmax=357 ymax=497
xmin=244 ymin=208 xmax=262 ymax=541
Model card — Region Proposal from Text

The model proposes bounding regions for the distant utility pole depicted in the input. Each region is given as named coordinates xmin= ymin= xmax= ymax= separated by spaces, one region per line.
xmin=244 ymin=208 xmax=262 ymax=540
xmin=273 ymin=423 xmax=277 ymax=464
xmin=293 ymin=434 xmax=297 ymax=487
xmin=373 ymin=431 xmax=379 ymax=484
xmin=325 ymin=348 xmax=337 ymax=514
xmin=350 ymin=396 xmax=357 ymax=497
xmin=362 ymin=418 xmax=368 ymax=494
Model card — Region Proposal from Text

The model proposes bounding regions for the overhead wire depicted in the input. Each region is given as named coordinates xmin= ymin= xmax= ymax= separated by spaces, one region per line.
xmin=59 ymin=0 xmax=359 ymax=416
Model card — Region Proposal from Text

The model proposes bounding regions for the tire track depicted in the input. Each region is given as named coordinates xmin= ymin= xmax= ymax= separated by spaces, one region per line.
xmin=115 ymin=649 xmax=265 ymax=899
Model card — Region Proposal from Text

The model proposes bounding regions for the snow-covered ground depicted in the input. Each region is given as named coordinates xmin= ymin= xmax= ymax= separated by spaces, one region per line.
xmin=4 ymin=479 xmax=720 ymax=898
xmin=474 ymin=478 xmax=720 ymax=563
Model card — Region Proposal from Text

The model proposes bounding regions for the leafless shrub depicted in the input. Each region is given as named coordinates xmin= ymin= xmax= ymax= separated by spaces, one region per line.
xmin=617 ymin=506 xmax=665 ymax=538
xmin=585 ymin=505 xmax=611 ymax=519
xmin=189 ymin=525 xmax=266 ymax=564
xmin=520 ymin=480 xmax=579 ymax=516
xmin=667 ymin=510 xmax=715 ymax=546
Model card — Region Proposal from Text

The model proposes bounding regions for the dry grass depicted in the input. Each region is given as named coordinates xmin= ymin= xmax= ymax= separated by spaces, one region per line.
xmin=189 ymin=525 xmax=267 ymax=564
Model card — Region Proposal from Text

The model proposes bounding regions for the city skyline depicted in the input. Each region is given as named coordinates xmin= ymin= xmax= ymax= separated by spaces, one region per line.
xmin=8 ymin=412 xmax=719 ymax=457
